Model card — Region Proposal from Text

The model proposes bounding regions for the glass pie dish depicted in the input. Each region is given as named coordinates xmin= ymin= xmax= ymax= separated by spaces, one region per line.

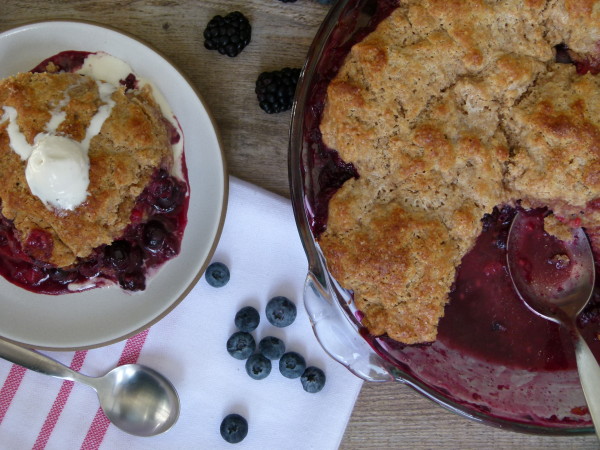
xmin=288 ymin=0 xmax=598 ymax=435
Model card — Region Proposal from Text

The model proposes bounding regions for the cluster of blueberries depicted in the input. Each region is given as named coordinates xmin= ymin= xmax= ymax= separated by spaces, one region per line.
xmin=227 ymin=298 xmax=326 ymax=393
xmin=204 ymin=262 xmax=326 ymax=443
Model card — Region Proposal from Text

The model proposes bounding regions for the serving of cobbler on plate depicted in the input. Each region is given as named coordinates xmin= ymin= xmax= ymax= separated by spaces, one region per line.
xmin=0 ymin=51 xmax=188 ymax=294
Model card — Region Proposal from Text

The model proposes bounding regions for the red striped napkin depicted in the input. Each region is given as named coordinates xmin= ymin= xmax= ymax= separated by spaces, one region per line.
xmin=0 ymin=177 xmax=363 ymax=449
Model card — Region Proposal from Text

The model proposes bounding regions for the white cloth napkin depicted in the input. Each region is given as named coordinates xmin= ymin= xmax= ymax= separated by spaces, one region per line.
xmin=0 ymin=177 xmax=363 ymax=450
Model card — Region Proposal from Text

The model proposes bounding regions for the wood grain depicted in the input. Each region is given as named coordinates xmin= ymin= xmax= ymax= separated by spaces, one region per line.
xmin=0 ymin=1 xmax=597 ymax=448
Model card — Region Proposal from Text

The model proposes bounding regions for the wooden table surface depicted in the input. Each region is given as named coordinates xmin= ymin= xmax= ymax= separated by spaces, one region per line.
xmin=1 ymin=1 xmax=597 ymax=448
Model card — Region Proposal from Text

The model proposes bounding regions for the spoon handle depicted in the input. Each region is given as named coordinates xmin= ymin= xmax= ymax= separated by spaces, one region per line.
xmin=0 ymin=337 xmax=83 ymax=383
xmin=574 ymin=331 xmax=600 ymax=439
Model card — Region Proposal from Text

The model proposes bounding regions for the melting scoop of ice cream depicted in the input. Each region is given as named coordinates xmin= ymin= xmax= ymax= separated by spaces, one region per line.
xmin=25 ymin=134 xmax=90 ymax=211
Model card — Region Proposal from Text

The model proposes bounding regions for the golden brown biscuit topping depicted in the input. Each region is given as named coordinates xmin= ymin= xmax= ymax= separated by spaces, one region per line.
xmin=319 ymin=0 xmax=600 ymax=344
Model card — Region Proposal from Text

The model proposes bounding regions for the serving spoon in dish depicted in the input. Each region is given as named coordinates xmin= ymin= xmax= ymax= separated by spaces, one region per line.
xmin=0 ymin=338 xmax=180 ymax=437
xmin=507 ymin=211 xmax=600 ymax=439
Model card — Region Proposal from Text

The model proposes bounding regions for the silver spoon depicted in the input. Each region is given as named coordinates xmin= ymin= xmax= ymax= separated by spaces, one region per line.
xmin=507 ymin=211 xmax=600 ymax=438
xmin=0 ymin=337 xmax=180 ymax=437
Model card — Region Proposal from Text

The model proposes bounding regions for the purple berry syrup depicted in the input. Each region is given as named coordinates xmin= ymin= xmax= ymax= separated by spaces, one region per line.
xmin=303 ymin=0 xmax=600 ymax=426
xmin=0 ymin=51 xmax=190 ymax=294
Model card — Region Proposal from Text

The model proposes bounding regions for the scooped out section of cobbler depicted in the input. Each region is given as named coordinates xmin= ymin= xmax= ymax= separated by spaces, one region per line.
xmin=317 ymin=0 xmax=600 ymax=345
xmin=0 ymin=52 xmax=189 ymax=294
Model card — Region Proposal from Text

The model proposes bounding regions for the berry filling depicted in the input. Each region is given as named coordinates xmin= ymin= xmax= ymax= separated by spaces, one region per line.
xmin=0 ymin=168 xmax=188 ymax=294
xmin=554 ymin=41 xmax=600 ymax=75
xmin=573 ymin=41 xmax=600 ymax=75
xmin=30 ymin=50 xmax=91 ymax=73
xmin=0 ymin=51 xmax=189 ymax=294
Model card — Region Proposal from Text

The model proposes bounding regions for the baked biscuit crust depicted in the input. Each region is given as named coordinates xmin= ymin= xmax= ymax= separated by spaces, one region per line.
xmin=0 ymin=72 xmax=173 ymax=268
xmin=319 ymin=0 xmax=600 ymax=344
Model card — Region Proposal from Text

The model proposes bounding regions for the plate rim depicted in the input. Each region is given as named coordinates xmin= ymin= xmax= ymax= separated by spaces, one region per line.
xmin=0 ymin=18 xmax=229 ymax=351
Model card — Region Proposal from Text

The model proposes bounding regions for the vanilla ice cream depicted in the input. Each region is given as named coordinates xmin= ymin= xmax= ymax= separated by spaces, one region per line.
xmin=0 ymin=77 xmax=116 ymax=211
xmin=25 ymin=134 xmax=90 ymax=211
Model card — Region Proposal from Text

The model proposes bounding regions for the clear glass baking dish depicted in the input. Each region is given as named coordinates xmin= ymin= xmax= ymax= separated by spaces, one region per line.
xmin=288 ymin=0 xmax=596 ymax=435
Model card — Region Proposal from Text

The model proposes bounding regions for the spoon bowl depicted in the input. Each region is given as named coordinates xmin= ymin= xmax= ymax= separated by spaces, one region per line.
xmin=507 ymin=211 xmax=600 ymax=439
xmin=506 ymin=211 xmax=595 ymax=325
xmin=93 ymin=364 xmax=180 ymax=436
xmin=0 ymin=339 xmax=180 ymax=437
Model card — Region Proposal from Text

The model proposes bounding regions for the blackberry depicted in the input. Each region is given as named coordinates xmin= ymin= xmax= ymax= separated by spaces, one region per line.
xmin=220 ymin=413 xmax=248 ymax=443
xmin=203 ymin=11 xmax=251 ymax=57
xmin=255 ymin=68 xmax=301 ymax=114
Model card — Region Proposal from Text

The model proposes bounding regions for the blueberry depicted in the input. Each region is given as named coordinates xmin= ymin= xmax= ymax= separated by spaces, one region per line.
xmin=205 ymin=262 xmax=230 ymax=287
xmin=226 ymin=331 xmax=256 ymax=360
xmin=279 ymin=351 xmax=306 ymax=379
xmin=104 ymin=240 xmax=132 ymax=271
xmin=118 ymin=272 xmax=146 ymax=291
xmin=265 ymin=296 xmax=297 ymax=327
xmin=258 ymin=336 xmax=285 ymax=360
xmin=301 ymin=366 xmax=326 ymax=393
xmin=127 ymin=245 xmax=144 ymax=270
xmin=149 ymin=172 xmax=182 ymax=213
xmin=245 ymin=353 xmax=272 ymax=380
xmin=142 ymin=220 xmax=167 ymax=252
xmin=220 ymin=413 xmax=248 ymax=444
xmin=235 ymin=306 xmax=260 ymax=332
xmin=79 ymin=259 xmax=100 ymax=278
xmin=49 ymin=268 xmax=78 ymax=285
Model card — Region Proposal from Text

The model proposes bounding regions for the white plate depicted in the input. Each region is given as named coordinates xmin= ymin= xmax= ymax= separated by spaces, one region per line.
xmin=0 ymin=20 xmax=227 ymax=350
